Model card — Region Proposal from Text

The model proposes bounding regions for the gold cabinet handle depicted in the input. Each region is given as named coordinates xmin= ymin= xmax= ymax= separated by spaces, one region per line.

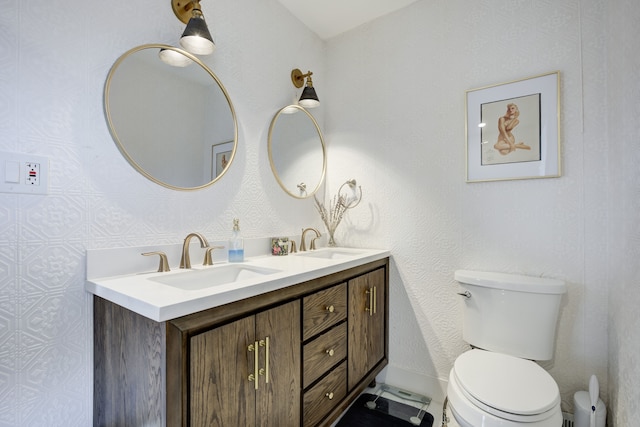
xmin=326 ymin=348 xmax=335 ymax=357
xmin=259 ymin=337 xmax=270 ymax=384
xmin=248 ymin=341 xmax=259 ymax=390
xmin=326 ymin=305 xmax=335 ymax=313
xmin=325 ymin=392 xmax=334 ymax=400
xmin=373 ymin=286 xmax=377 ymax=315
xmin=265 ymin=337 xmax=270 ymax=383
xmin=365 ymin=288 xmax=373 ymax=316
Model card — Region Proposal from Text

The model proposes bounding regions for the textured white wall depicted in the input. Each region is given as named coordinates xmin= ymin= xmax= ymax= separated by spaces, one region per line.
xmin=606 ymin=0 xmax=640 ymax=425
xmin=0 ymin=0 xmax=325 ymax=424
xmin=325 ymin=0 xmax=614 ymax=416
xmin=2 ymin=0 xmax=638 ymax=425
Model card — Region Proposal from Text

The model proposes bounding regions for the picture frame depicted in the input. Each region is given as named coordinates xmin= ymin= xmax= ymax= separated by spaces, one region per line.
xmin=211 ymin=141 xmax=234 ymax=179
xmin=465 ymin=71 xmax=561 ymax=182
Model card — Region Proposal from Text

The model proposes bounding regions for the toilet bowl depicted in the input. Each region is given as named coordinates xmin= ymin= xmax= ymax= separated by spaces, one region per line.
xmin=447 ymin=350 xmax=562 ymax=427
xmin=448 ymin=270 xmax=567 ymax=427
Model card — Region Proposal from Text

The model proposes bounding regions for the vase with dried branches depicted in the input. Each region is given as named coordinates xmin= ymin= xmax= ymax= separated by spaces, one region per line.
xmin=313 ymin=179 xmax=362 ymax=247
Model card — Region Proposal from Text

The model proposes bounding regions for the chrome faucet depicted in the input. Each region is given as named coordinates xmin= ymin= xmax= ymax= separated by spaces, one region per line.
xmin=180 ymin=232 xmax=209 ymax=269
xmin=300 ymin=227 xmax=321 ymax=251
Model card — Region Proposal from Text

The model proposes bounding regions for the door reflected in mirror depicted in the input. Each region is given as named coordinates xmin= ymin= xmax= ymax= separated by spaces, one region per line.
xmin=268 ymin=105 xmax=326 ymax=199
xmin=104 ymin=44 xmax=238 ymax=190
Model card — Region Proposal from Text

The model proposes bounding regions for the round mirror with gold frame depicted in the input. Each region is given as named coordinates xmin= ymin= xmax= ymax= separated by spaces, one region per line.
xmin=268 ymin=105 xmax=326 ymax=199
xmin=104 ymin=44 xmax=238 ymax=191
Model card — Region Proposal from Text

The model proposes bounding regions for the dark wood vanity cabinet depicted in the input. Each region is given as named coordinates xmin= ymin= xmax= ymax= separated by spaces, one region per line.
xmin=93 ymin=257 xmax=388 ymax=427
xmin=347 ymin=268 xmax=386 ymax=390
xmin=187 ymin=300 xmax=300 ymax=426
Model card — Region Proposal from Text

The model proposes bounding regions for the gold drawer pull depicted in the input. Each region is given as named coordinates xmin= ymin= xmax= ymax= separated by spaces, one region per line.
xmin=365 ymin=287 xmax=377 ymax=316
xmin=326 ymin=349 xmax=335 ymax=357
xmin=373 ymin=286 xmax=377 ymax=315
xmin=325 ymin=392 xmax=334 ymax=400
xmin=259 ymin=337 xmax=270 ymax=384
xmin=248 ymin=341 xmax=259 ymax=390
xmin=326 ymin=305 xmax=335 ymax=313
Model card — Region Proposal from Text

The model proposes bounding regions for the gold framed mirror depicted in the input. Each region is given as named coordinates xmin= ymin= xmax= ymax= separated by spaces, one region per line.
xmin=268 ymin=105 xmax=326 ymax=199
xmin=104 ymin=44 xmax=238 ymax=190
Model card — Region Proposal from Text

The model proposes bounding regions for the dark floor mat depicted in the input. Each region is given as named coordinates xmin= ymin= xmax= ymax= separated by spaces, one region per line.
xmin=336 ymin=393 xmax=434 ymax=427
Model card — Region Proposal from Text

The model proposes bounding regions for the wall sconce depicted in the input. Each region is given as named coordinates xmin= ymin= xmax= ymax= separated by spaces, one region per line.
xmin=171 ymin=0 xmax=216 ymax=56
xmin=291 ymin=69 xmax=320 ymax=108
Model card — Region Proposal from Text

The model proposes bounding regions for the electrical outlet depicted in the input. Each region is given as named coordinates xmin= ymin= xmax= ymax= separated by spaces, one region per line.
xmin=0 ymin=151 xmax=48 ymax=195
xmin=26 ymin=162 xmax=40 ymax=185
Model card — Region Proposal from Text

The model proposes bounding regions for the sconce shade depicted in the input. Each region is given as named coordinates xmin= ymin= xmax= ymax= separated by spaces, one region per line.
xmin=290 ymin=68 xmax=320 ymax=108
xmin=158 ymin=48 xmax=193 ymax=67
xmin=179 ymin=10 xmax=216 ymax=55
xmin=298 ymin=86 xmax=320 ymax=108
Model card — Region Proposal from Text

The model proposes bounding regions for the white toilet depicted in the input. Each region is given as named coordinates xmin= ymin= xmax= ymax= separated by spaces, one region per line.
xmin=447 ymin=270 xmax=567 ymax=427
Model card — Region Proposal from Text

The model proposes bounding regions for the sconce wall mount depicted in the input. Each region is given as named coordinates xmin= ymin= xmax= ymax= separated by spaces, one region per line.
xmin=291 ymin=69 xmax=311 ymax=89
xmin=172 ymin=0 xmax=196 ymax=24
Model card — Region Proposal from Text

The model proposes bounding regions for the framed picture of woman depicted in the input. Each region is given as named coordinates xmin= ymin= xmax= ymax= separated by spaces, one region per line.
xmin=465 ymin=71 xmax=561 ymax=182
xmin=211 ymin=141 xmax=233 ymax=179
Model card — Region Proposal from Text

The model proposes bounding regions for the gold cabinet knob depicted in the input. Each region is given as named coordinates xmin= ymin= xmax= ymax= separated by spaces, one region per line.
xmin=325 ymin=392 xmax=334 ymax=400
xmin=326 ymin=305 xmax=335 ymax=313
xmin=326 ymin=349 xmax=335 ymax=357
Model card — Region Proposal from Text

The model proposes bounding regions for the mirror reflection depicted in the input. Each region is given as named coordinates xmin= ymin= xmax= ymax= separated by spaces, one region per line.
xmin=268 ymin=105 xmax=326 ymax=199
xmin=104 ymin=44 xmax=237 ymax=190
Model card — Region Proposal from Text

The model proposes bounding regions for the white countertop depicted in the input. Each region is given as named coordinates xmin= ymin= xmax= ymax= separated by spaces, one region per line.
xmin=85 ymin=247 xmax=390 ymax=322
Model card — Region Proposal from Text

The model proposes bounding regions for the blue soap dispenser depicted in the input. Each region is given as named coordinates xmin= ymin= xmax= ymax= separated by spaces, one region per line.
xmin=228 ymin=218 xmax=244 ymax=262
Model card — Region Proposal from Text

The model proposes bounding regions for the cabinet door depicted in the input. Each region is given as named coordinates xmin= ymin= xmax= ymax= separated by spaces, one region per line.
xmin=190 ymin=316 xmax=256 ymax=427
xmin=348 ymin=268 xmax=386 ymax=390
xmin=255 ymin=300 xmax=301 ymax=427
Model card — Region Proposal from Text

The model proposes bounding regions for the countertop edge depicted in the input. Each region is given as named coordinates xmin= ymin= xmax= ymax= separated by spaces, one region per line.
xmin=86 ymin=248 xmax=390 ymax=322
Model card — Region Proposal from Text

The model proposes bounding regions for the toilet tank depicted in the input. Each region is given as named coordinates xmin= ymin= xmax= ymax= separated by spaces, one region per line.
xmin=455 ymin=270 xmax=566 ymax=361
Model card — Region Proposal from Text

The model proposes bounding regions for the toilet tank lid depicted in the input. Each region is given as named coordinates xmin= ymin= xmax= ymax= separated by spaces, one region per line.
xmin=455 ymin=270 xmax=566 ymax=294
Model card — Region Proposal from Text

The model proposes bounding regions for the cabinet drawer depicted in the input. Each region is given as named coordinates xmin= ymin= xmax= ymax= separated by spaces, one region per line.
xmin=303 ymin=361 xmax=347 ymax=427
xmin=303 ymin=283 xmax=347 ymax=340
xmin=303 ymin=323 xmax=347 ymax=388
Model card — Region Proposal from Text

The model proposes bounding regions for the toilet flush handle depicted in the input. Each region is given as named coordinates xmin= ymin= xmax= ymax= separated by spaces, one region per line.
xmin=457 ymin=291 xmax=471 ymax=299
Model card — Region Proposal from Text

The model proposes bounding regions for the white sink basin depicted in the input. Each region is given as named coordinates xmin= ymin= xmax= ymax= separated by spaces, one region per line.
xmin=149 ymin=264 xmax=281 ymax=291
xmin=295 ymin=249 xmax=365 ymax=260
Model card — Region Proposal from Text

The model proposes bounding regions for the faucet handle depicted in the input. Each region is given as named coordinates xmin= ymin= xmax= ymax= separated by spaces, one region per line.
xmin=203 ymin=246 xmax=225 ymax=266
xmin=290 ymin=240 xmax=297 ymax=253
xmin=310 ymin=236 xmax=321 ymax=250
xmin=142 ymin=251 xmax=170 ymax=272
xmin=299 ymin=228 xmax=306 ymax=252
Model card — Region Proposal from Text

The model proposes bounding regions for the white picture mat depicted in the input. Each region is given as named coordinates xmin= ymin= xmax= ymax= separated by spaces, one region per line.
xmin=466 ymin=72 xmax=560 ymax=182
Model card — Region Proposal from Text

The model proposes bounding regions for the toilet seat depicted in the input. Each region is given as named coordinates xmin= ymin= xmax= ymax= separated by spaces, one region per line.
xmin=448 ymin=350 xmax=562 ymax=426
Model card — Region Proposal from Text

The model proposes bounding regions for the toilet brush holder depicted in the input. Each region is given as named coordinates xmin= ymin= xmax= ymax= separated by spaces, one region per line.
xmin=573 ymin=391 xmax=606 ymax=427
